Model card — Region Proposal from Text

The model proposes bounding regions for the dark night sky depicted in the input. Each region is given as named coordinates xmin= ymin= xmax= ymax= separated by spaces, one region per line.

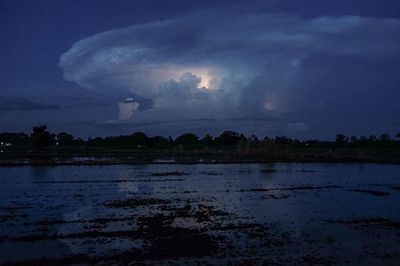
xmin=1 ymin=0 xmax=400 ymax=139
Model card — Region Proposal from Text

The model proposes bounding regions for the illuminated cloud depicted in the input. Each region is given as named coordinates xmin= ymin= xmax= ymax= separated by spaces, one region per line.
xmin=59 ymin=13 xmax=400 ymax=136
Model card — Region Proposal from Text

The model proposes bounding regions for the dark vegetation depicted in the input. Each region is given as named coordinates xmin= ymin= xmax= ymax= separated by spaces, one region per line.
xmin=1 ymin=125 xmax=400 ymax=164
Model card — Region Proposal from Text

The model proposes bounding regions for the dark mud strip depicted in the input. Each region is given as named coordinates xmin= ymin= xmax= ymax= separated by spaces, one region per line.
xmin=1 ymin=237 xmax=218 ymax=266
xmin=2 ymin=254 xmax=92 ymax=266
xmin=105 ymin=198 xmax=170 ymax=208
xmin=165 ymin=190 xmax=198 ymax=195
xmin=210 ymin=222 xmax=272 ymax=232
xmin=277 ymin=185 xmax=340 ymax=191
xmin=260 ymin=169 xmax=316 ymax=174
xmin=326 ymin=218 xmax=400 ymax=229
xmin=1 ymin=229 xmax=141 ymax=242
xmin=358 ymin=183 xmax=384 ymax=187
xmin=0 ymin=215 xmax=20 ymax=223
xmin=347 ymin=189 xmax=389 ymax=196
xmin=1 ymin=206 xmax=32 ymax=212
xmin=150 ymin=171 xmax=190 ymax=176
xmin=199 ymin=171 xmax=223 ymax=175
xmin=261 ymin=194 xmax=290 ymax=200
xmin=299 ymin=255 xmax=335 ymax=265
xmin=260 ymin=169 xmax=279 ymax=173
xmin=33 ymin=178 xmax=185 ymax=184
xmin=238 ymin=185 xmax=341 ymax=193
xmin=24 ymin=215 xmax=138 ymax=226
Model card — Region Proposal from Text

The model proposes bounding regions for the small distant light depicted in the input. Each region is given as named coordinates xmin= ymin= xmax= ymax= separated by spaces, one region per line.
xmin=56 ymin=142 xmax=59 ymax=145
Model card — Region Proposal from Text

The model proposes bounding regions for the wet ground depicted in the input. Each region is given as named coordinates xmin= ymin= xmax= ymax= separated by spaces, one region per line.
xmin=0 ymin=163 xmax=400 ymax=265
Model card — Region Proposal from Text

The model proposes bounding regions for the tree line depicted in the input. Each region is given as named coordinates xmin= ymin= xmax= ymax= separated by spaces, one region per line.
xmin=1 ymin=125 xmax=400 ymax=151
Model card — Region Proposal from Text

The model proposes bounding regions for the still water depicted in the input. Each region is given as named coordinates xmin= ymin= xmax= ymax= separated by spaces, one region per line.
xmin=1 ymin=163 xmax=400 ymax=265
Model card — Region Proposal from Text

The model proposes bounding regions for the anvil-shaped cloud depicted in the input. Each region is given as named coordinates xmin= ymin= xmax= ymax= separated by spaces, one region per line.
xmin=59 ymin=13 xmax=400 ymax=137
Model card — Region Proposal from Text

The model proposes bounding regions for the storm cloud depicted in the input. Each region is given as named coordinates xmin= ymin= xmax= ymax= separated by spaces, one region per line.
xmin=59 ymin=13 xmax=400 ymax=137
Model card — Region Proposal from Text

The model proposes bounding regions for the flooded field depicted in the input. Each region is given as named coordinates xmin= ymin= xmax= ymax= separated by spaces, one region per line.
xmin=1 ymin=163 xmax=400 ymax=265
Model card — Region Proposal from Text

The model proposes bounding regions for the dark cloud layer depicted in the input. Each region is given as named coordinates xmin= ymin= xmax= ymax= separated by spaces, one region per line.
xmin=0 ymin=97 xmax=60 ymax=112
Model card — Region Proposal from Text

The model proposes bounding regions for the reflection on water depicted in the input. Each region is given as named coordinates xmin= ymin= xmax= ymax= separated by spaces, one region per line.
xmin=0 ymin=163 xmax=400 ymax=264
xmin=116 ymin=167 xmax=155 ymax=196
xmin=30 ymin=166 xmax=50 ymax=183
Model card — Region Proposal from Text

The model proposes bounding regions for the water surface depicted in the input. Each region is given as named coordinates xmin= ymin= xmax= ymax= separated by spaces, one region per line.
xmin=1 ymin=163 xmax=400 ymax=264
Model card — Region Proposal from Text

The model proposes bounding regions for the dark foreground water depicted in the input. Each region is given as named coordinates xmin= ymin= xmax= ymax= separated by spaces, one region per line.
xmin=0 ymin=163 xmax=400 ymax=265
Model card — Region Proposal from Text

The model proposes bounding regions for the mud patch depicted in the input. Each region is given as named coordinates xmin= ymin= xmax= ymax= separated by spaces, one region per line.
xmin=199 ymin=171 xmax=223 ymax=176
xmin=159 ymin=203 xmax=230 ymax=223
xmin=239 ymin=185 xmax=339 ymax=193
xmin=347 ymin=189 xmax=389 ymax=196
xmin=277 ymin=185 xmax=340 ymax=191
xmin=29 ymin=215 xmax=138 ymax=226
xmin=327 ymin=218 xmax=400 ymax=230
xmin=135 ymin=214 xmax=220 ymax=258
xmin=1 ymin=205 xmax=31 ymax=213
xmin=299 ymin=254 xmax=335 ymax=265
xmin=261 ymin=194 xmax=290 ymax=200
xmin=105 ymin=198 xmax=170 ymax=208
xmin=0 ymin=215 xmax=19 ymax=223
xmin=260 ymin=169 xmax=278 ymax=173
xmin=34 ymin=178 xmax=185 ymax=184
xmin=2 ymin=229 xmax=140 ymax=242
xmin=150 ymin=171 xmax=190 ymax=177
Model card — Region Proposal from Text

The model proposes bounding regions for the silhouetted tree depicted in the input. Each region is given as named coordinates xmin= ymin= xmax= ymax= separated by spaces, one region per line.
xmin=201 ymin=134 xmax=213 ymax=146
xmin=31 ymin=125 xmax=53 ymax=149
xmin=380 ymin=134 xmax=391 ymax=142
xmin=2 ymin=127 xmax=400 ymax=152
xmin=57 ymin=132 xmax=74 ymax=146
xmin=73 ymin=138 xmax=86 ymax=146
xmin=175 ymin=133 xmax=199 ymax=145
xmin=263 ymin=136 xmax=270 ymax=142
xmin=175 ymin=133 xmax=200 ymax=149
xmin=130 ymin=132 xmax=148 ymax=148
xmin=88 ymin=137 xmax=104 ymax=146
xmin=148 ymin=136 xmax=172 ymax=149
xmin=0 ymin=133 xmax=30 ymax=146
xmin=249 ymin=135 xmax=259 ymax=143
xmin=335 ymin=134 xmax=349 ymax=145
xmin=214 ymin=131 xmax=239 ymax=146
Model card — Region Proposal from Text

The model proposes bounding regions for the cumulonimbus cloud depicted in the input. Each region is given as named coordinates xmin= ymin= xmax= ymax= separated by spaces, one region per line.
xmin=59 ymin=13 xmax=400 ymax=136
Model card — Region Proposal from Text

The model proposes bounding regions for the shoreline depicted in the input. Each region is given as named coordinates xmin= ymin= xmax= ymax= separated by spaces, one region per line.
xmin=1 ymin=157 xmax=399 ymax=166
xmin=1 ymin=148 xmax=400 ymax=166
